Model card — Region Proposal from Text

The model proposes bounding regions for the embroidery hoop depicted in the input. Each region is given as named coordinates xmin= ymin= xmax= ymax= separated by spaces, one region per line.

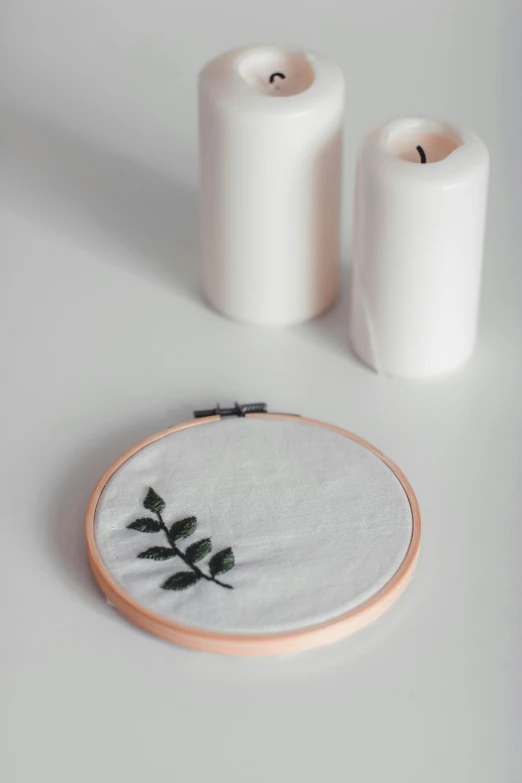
xmin=86 ymin=413 xmax=421 ymax=656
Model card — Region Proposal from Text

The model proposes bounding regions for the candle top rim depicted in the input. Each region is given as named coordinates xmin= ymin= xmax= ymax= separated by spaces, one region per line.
xmin=383 ymin=118 xmax=463 ymax=163
xmin=360 ymin=117 xmax=489 ymax=182
xmin=199 ymin=45 xmax=344 ymax=111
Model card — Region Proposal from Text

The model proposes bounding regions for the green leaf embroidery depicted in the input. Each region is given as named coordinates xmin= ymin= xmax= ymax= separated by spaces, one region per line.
xmin=143 ymin=487 xmax=166 ymax=514
xmin=209 ymin=547 xmax=235 ymax=576
xmin=127 ymin=488 xmax=234 ymax=591
xmin=169 ymin=516 xmax=197 ymax=541
xmin=127 ymin=517 xmax=162 ymax=533
xmin=185 ymin=538 xmax=212 ymax=563
xmin=162 ymin=572 xmax=201 ymax=591
xmin=137 ymin=546 xmax=176 ymax=560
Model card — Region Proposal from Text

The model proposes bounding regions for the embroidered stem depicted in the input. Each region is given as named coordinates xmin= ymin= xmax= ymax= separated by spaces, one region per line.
xmin=156 ymin=511 xmax=233 ymax=589
xmin=128 ymin=488 xmax=235 ymax=592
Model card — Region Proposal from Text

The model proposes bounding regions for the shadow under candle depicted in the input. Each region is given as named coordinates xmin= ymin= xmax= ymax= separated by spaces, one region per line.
xmin=2 ymin=102 xmax=201 ymax=304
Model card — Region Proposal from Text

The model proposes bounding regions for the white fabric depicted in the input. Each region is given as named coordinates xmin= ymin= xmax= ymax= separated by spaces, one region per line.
xmin=95 ymin=418 xmax=413 ymax=634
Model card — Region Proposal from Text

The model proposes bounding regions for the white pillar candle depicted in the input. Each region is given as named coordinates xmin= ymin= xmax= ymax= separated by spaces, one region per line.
xmin=350 ymin=118 xmax=489 ymax=378
xmin=199 ymin=46 xmax=344 ymax=325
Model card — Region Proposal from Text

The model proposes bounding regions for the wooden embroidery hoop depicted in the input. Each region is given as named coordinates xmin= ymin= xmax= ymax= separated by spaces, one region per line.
xmin=86 ymin=413 xmax=421 ymax=656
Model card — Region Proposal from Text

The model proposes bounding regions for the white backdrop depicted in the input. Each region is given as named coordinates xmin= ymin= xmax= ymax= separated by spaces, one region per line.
xmin=3 ymin=0 xmax=521 ymax=245
xmin=3 ymin=2 xmax=522 ymax=782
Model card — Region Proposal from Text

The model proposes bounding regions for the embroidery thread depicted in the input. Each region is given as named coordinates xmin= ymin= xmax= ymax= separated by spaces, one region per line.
xmin=127 ymin=487 xmax=235 ymax=590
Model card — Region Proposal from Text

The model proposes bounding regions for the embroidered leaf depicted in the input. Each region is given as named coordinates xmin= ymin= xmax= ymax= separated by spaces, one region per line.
xmin=186 ymin=538 xmax=212 ymax=563
xmin=161 ymin=571 xmax=201 ymax=591
xmin=126 ymin=491 xmax=234 ymax=590
xmin=209 ymin=547 xmax=235 ymax=576
xmin=137 ymin=547 xmax=176 ymax=561
xmin=143 ymin=487 xmax=165 ymax=514
xmin=128 ymin=517 xmax=162 ymax=533
xmin=169 ymin=516 xmax=197 ymax=541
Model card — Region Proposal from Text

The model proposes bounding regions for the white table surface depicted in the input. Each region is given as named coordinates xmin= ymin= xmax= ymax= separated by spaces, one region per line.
xmin=3 ymin=1 xmax=521 ymax=780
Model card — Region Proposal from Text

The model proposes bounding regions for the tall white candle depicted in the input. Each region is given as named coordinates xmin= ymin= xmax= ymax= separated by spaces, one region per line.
xmin=350 ymin=118 xmax=489 ymax=378
xmin=199 ymin=46 xmax=344 ymax=325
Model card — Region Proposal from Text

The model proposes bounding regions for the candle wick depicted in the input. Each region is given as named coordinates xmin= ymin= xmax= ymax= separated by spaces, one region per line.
xmin=416 ymin=145 xmax=427 ymax=164
xmin=269 ymin=72 xmax=286 ymax=83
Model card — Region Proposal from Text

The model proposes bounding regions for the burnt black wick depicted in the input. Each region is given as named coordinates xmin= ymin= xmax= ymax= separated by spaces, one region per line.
xmin=416 ymin=145 xmax=427 ymax=164
xmin=269 ymin=72 xmax=286 ymax=83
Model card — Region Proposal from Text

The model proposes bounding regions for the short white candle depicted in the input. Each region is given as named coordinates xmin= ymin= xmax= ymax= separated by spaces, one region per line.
xmin=199 ymin=46 xmax=344 ymax=325
xmin=350 ymin=118 xmax=489 ymax=378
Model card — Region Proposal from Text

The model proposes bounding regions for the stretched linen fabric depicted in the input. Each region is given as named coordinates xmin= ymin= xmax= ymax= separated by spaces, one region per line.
xmin=95 ymin=418 xmax=413 ymax=634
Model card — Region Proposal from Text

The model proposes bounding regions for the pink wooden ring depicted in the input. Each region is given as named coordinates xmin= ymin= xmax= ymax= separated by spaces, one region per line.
xmin=86 ymin=413 xmax=421 ymax=656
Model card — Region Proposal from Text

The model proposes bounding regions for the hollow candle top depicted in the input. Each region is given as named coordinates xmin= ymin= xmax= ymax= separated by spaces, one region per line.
xmin=359 ymin=117 xmax=488 ymax=187
xmin=199 ymin=45 xmax=344 ymax=115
